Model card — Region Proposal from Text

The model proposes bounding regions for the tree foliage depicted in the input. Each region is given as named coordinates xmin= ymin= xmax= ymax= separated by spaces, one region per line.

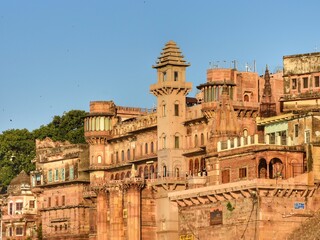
xmin=33 ymin=110 xmax=86 ymax=144
xmin=0 ymin=110 xmax=87 ymax=188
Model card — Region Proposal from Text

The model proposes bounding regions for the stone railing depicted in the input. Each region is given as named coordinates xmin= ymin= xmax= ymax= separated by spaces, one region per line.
xmin=217 ymin=134 xmax=294 ymax=152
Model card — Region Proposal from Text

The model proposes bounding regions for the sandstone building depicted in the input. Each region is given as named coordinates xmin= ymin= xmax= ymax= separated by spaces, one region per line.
xmin=1 ymin=42 xmax=320 ymax=240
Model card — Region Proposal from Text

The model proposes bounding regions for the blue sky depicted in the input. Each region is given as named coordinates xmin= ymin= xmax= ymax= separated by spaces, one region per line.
xmin=1 ymin=0 xmax=320 ymax=133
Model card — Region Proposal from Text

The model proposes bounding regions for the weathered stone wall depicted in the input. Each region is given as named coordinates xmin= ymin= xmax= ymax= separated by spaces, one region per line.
xmin=283 ymin=53 xmax=320 ymax=77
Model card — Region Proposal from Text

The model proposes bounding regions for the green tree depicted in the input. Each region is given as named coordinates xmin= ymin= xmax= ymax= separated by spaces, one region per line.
xmin=33 ymin=110 xmax=86 ymax=144
xmin=0 ymin=109 xmax=87 ymax=188
xmin=0 ymin=129 xmax=35 ymax=187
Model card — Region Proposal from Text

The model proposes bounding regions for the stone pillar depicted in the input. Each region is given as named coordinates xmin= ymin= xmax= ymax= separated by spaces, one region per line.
xmin=254 ymin=134 xmax=259 ymax=144
xmin=110 ymin=187 xmax=124 ymax=240
xmin=97 ymin=190 xmax=109 ymax=239
xmin=125 ymin=180 xmax=143 ymax=240
xmin=234 ymin=138 xmax=238 ymax=148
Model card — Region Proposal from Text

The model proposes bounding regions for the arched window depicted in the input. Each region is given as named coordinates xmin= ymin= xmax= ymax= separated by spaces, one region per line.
xmin=150 ymin=165 xmax=155 ymax=179
xmin=145 ymin=143 xmax=148 ymax=154
xmin=144 ymin=166 xmax=149 ymax=179
xmin=121 ymin=150 xmax=125 ymax=162
xmin=163 ymin=165 xmax=167 ymax=177
xmin=243 ymin=129 xmax=248 ymax=137
xmin=97 ymin=155 xmax=102 ymax=164
xmin=175 ymin=167 xmax=180 ymax=177
xmin=121 ymin=172 xmax=125 ymax=180
xmin=151 ymin=142 xmax=154 ymax=153
xmin=195 ymin=134 xmax=199 ymax=147
xmin=110 ymin=174 xmax=114 ymax=180
xmin=195 ymin=159 xmax=199 ymax=175
xmin=244 ymin=94 xmax=249 ymax=102
xmin=138 ymin=167 xmax=143 ymax=177
xmin=127 ymin=149 xmax=130 ymax=161
xmin=200 ymin=133 xmax=204 ymax=145
xmin=115 ymin=173 xmax=119 ymax=180
xmin=189 ymin=159 xmax=194 ymax=176
xmin=116 ymin=152 xmax=119 ymax=163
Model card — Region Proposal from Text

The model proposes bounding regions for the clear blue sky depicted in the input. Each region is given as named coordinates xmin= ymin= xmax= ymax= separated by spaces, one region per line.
xmin=1 ymin=0 xmax=320 ymax=133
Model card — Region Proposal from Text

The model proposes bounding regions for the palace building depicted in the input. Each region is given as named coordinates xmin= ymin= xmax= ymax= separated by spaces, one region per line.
xmin=1 ymin=41 xmax=320 ymax=240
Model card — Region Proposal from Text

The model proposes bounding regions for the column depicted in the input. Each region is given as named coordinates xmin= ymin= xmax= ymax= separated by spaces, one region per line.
xmin=97 ymin=190 xmax=109 ymax=239
xmin=110 ymin=187 xmax=124 ymax=240
xmin=125 ymin=181 xmax=143 ymax=240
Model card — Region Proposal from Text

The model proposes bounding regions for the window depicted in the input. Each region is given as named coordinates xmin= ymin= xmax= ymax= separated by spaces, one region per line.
xmin=116 ymin=151 xmax=119 ymax=162
xmin=305 ymin=130 xmax=311 ymax=143
xmin=315 ymin=76 xmax=320 ymax=87
xmin=244 ymin=94 xmax=249 ymax=102
xmin=175 ymin=136 xmax=179 ymax=149
xmin=61 ymin=168 xmax=65 ymax=181
xmin=294 ymin=124 xmax=299 ymax=138
xmin=163 ymin=71 xmax=167 ymax=81
xmin=174 ymin=103 xmax=179 ymax=116
xmin=151 ymin=142 xmax=154 ymax=153
xmin=163 ymin=136 xmax=166 ymax=149
xmin=162 ymin=104 xmax=166 ymax=117
xmin=36 ymin=174 xmax=41 ymax=185
xmin=16 ymin=202 xmax=23 ymax=211
xmin=303 ymin=77 xmax=308 ymax=88
xmin=97 ymin=155 xmax=102 ymax=163
xmin=8 ymin=227 xmax=13 ymax=237
xmin=222 ymin=169 xmax=230 ymax=183
xmin=174 ymin=71 xmax=178 ymax=81
xmin=48 ymin=169 xmax=53 ymax=182
xmin=55 ymin=225 xmax=58 ymax=232
xmin=194 ymin=134 xmax=199 ymax=147
xmin=145 ymin=143 xmax=148 ymax=154
xmin=201 ymin=133 xmax=204 ymax=146
xmin=55 ymin=169 xmax=59 ymax=181
xmin=127 ymin=149 xmax=131 ymax=161
xmin=239 ymin=167 xmax=247 ymax=179
xmin=29 ymin=200 xmax=35 ymax=209
xmin=121 ymin=150 xmax=125 ymax=161
xmin=292 ymin=78 xmax=297 ymax=89
xmin=62 ymin=196 xmax=65 ymax=206
xmin=16 ymin=226 xmax=23 ymax=236
xmin=55 ymin=196 xmax=59 ymax=206
xmin=9 ymin=202 xmax=13 ymax=215
xmin=48 ymin=197 xmax=51 ymax=208
xmin=69 ymin=166 xmax=74 ymax=180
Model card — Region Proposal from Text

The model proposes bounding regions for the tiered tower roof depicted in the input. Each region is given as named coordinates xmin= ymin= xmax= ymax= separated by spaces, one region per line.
xmin=153 ymin=40 xmax=190 ymax=68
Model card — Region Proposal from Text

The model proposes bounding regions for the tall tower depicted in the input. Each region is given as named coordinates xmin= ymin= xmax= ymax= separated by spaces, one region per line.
xmin=260 ymin=65 xmax=277 ymax=117
xmin=150 ymin=40 xmax=192 ymax=177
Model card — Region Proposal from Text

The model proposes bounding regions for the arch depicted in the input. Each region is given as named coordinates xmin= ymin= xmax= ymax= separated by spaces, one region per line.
xmin=200 ymin=133 xmax=204 ymax=146
xmin=121 ymin=150 xmax=125 ymax=162
xmin=127 ymin=149 xmax=130 ymax=161
xmin=189 ymin=159 xmax=194 ymax=176
xmin=194 ymin=134 xmax=199 ymax=147
xmin=97 ymin=155 xmax=102 ymax=164
xmin=194 ymin=158 xmax=200 ymax=175
xmin=121 ymin=172 xmax=125 ymax=180
xmin=150 ymin=165 xmax=155 ymax=179
xmin=200 ymin=158 xmax=206 ymax=171
xmin=138 ymin=167 xmax=143 ymax=177
xmin=144 ymin=166 xmax=149 ymax=179
xmin=243 ymin=129 xmax=248 ymax=137
xmin=258 ymin=158 xmax=267 ymax=179
xmin=115 ymin=173 xmax=119 ymax=180
xmin=269 ymin=158 xmax=284 ymax=179
xmin=175 ymin=167 xmax=180 ymax=177
xmin=126 ymin=171 xmax=130 ymax=178
xmin=163 ymin=165 xmax=167 ymax=177
xmin=110 ymin=174 xmax=114 ymax=180
xmin=145 ymin=143 xmax=148 ymax=154
xmin=244 ymin=94 xmax=249 ymax=102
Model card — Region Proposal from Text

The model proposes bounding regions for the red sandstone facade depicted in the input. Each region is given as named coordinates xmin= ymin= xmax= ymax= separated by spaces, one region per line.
xmin=1 ymin=42 xmax=320 ymax=240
